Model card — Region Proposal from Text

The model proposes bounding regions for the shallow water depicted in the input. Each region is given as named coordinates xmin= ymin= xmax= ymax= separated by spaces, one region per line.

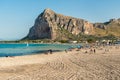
xmin=0 ymin=43 xmax=80 ymax=57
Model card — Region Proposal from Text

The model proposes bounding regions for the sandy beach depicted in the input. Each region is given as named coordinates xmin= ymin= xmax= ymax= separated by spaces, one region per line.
xmin=0 ymin=45 xmax=120 ymax=80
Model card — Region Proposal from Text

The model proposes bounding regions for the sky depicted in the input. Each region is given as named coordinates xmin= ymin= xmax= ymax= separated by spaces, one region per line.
xmin=0 ymin=0 xmax=120 ymax=40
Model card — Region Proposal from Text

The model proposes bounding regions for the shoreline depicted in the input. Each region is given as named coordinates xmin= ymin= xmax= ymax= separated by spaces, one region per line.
xmin=0 ymin=45 xmax=119 ymax=68
xmin=0 ymin=45 xmax=120 ymax=80
xmin=0 ymin=43 xmax=82 ymax=57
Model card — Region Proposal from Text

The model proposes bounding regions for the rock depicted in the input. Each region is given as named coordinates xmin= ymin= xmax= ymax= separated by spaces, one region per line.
xmin=94 ymin=23 xmax=106 ymax=29
xmin=24 ymin=8 xmax=94 ymax=40
xmin=23 ymin=8 xmax=120 ymax=40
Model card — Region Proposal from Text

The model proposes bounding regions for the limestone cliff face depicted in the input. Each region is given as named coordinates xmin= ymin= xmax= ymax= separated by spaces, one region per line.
xmin=24 ymin=8 xmax=94 ymax=40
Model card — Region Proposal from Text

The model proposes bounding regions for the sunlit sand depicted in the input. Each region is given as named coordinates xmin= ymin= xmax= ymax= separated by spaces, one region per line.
xmin=0 ymin=45 xmax=120 ymax=80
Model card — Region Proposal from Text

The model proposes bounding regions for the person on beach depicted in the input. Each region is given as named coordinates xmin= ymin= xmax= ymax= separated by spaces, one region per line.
xmin=93 ymin=49 xmax=96 ymax=53
xmin=49 ymin=49 xmax=52 ymax=54
xmin=65 ymin=49 xmax=67 ymax=53
xmin=90 ymin=48 xmax=93 ymax=53
xmin=85 ymin=51 xmax=88 ymax=53
xmin=5 ymin=55 xmax=8 ymax=57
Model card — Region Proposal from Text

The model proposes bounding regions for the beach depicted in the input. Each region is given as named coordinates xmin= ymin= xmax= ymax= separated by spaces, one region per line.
xmin=0 ymin=45 xmax=120 ymax=80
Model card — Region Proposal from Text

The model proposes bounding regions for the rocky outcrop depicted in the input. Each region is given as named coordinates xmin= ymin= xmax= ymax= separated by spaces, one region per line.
xmin=23 ymin=8 xmax=120 ymax=40
xmin=94 ymin=23 xmax=106 ymax=29
xmin=93 ymin=18 xmax=120 ymax=37
xmin=24 ymin=8 xmax=94 ymax=40
xmin=94 ymin=18 xmax=120 ymax=30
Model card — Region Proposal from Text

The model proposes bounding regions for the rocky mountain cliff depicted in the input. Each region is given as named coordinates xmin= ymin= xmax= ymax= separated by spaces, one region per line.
xmin=23 ymin=8 xmax=120 ymax=40
xmin=24 ymin=8 xmax=94 ymax=40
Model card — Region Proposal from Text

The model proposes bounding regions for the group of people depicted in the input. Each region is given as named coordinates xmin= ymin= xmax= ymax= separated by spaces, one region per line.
xmin=46 ymin=42 xmax=120 ymax=55
xmin=45 ymin=49 xmax=53 ymax=54
xmin=90 ymin=48 xmax=96 ymax=53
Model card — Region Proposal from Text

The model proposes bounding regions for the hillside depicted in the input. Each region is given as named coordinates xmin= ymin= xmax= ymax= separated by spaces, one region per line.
xmin=23 ymin=9 xmax=120 ymax=40
xmin=94 ymin=19 xmax=120 ymax=37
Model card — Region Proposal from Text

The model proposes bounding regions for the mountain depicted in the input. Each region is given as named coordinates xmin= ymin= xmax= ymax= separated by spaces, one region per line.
xmin=23 ymin=8 xmax=94 ymax=40
xmin=23 ymin=8 xmax=120 ymax=40
xmin=94 ymin=19 xmax=120 ymax=37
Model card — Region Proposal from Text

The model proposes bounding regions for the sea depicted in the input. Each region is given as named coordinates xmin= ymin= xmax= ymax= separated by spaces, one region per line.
xmin=0 ymin=43 xmax=81 ymax=57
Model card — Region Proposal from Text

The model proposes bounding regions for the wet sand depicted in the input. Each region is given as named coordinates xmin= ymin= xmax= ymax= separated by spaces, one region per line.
xmin=0 ymin=45 xmax=120 ymax=80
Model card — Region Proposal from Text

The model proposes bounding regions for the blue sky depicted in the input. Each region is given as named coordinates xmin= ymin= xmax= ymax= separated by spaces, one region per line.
xmin=0 ymin=0 xmax=120 ymax=40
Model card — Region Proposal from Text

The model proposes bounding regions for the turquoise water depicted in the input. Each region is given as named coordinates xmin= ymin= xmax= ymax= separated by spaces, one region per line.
xmin=0 ymin=43 xmax=80 ymax=57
